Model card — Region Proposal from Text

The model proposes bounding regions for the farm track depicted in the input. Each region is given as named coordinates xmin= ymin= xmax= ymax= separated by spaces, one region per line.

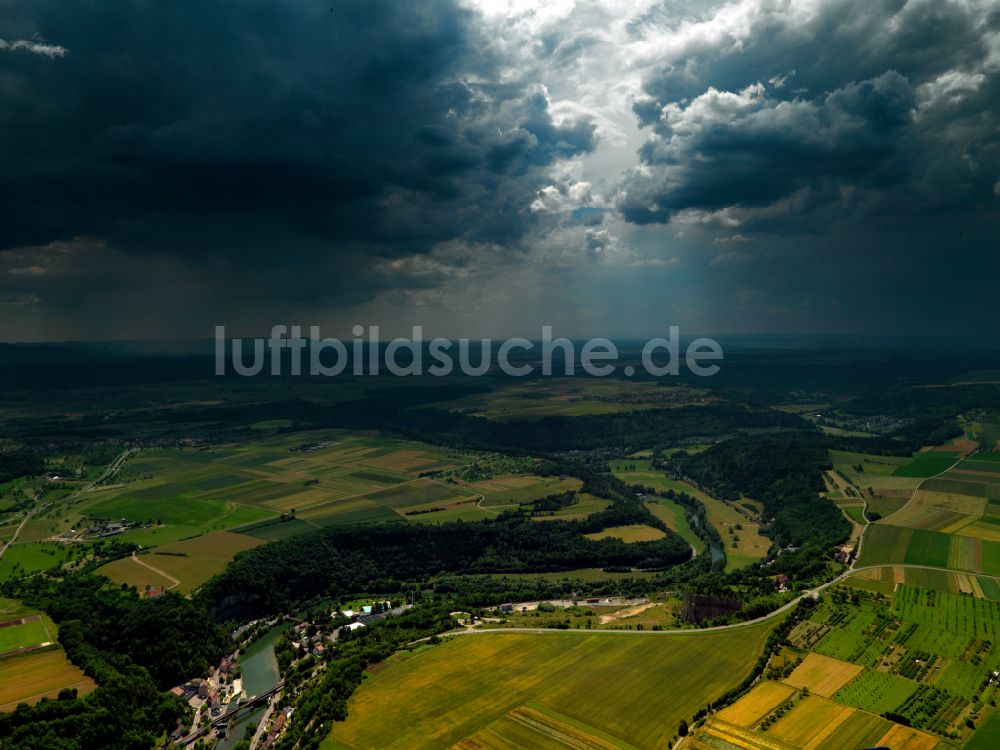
xmin=129 ymin=552 xmax=181 ymax=590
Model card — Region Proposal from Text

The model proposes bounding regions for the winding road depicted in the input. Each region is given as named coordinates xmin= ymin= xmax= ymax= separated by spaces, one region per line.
xmin=0 ymin=448 xmax=135 ymax=561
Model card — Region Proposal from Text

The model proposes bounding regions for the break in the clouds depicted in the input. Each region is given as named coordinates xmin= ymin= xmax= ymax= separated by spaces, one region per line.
xmin=1 ymin=0 xmax=999 ymax=340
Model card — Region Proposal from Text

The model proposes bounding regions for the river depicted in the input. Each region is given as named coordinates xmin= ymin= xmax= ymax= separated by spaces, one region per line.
xmin=214 ymin=624 xmax=285 ymax=750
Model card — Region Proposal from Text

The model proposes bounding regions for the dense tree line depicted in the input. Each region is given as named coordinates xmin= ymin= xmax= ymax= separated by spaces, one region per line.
xmin=673 ymin=432 xmax=849 ymax=550
xmin=8 ymin=575 xmax=230 ymax=689
xmin=199 ymin=515 xmax=691 ymax=621
xmin=0 ymin=577 xmax=230 ymax=750
xmin=0 ymin=450 xmax=45 ymax=483
xmin=842 ymin=382 xmax=1000 ymax=418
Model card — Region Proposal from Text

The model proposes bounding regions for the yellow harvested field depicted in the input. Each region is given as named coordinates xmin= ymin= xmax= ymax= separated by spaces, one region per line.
xmin=716 ymin=681 xmax=797 ymax=727
xmin=0 ymin=649 xmax=95 ymax=711
xmin=782 ymin=653 xmax=863 ymax=697
xmin=888 ymin=489 xmax=987 ymax=523
xmin=583 ymin=524 xmax=665 ymax=543
xmin=700 ymin=718 xmax=796 ymax=749
xmin=767 ymin=695 xmax=853 ymax=747
xmin=875 ymin=723 xmax=940 ymax=750
xmin=324 ymin=624 xmax=776 ymax=750
xmin=955 ymin=520 xmax=1000 ymax=542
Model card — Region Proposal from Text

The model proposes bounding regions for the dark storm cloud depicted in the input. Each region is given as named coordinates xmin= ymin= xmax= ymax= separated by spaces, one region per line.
xmin=619 ymin=0 xmax=1000 ymax=229
xmin=0 ymin=1 xmax=595 ymax=299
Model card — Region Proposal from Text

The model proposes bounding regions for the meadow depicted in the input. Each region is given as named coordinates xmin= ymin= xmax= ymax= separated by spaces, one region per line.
xmin=430 ymin=379 xmax=713 ymax=420
xmin=323 ymin=623 xmax=775 ymax=750
xmin=0 ymin=542 xmax=79 ymax=582
xmin=583 ymin=524 xmax=665 ymax=543
xmin=892 ymin=450 xmax=962 ymax=478
xmin=97 ymin=530 xmax=263 ymax=595
xmin=645 ymin=498 xmax=706 ymax=554
xmin=610 ymin=461 xmax=767 ymax=570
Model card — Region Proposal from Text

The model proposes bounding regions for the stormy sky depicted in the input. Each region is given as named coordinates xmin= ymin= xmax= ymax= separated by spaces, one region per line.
xmin=1 ymin=0 xmax=998 ymax=342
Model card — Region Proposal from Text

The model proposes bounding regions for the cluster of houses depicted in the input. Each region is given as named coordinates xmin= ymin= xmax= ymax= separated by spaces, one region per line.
xmin=59 ymin=516 xmax=153 ymax=541
xmin=261 ymin=707 xmax=293 ymax=749
xmin=167 ymin=601 xmax=404 ymax=747
xmin=171 ymin=655 xmax=242 ymax=719
xmin=834 ymin=543 xmax=856 ymax=565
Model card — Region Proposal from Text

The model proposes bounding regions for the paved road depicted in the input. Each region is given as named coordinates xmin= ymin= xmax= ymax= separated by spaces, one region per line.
xmin=443 ymin=560 xmax=1000 ymax=640
xmin=0 ymin=448 xmax=134 ymax=561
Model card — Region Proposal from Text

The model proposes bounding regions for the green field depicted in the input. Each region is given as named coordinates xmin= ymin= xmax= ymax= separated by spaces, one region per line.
xmin=892 ymin=450 xmax=961 ymax=478
xmin=323 ymin=623 xmax=775 ymax=750
xmin=0 ymin=542 xmax=77 ymax=582
xmin=830 ymin=450 xmax=909 ymax=476
xmin=645 ymin=499 xmax=706 ymax=554
xmin=842 ymin=504 xmax=867 ymax=525
xmin=780 ymin=584 xmax=1000 ymax=741
xmin=833 ymin=669 xmax=919 ymax=714
xmin=0 ymin=617 xmax=50 ymax=653
xmin=969 ymin=711 xmax=1000 ymax=749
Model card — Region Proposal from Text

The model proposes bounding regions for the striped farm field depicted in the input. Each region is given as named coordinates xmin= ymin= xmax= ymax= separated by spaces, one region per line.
xmin=875 ymin=723 xmax=940 ymax=750
xmin=948 ymin=534 xmax=980 ymax=571
xmin=0 ymin=649 xmax=95 ymax=711
xmin=782 ymin=653 xmax=863 ymax=698
xmin=766 ymin=695 xmax=856 ymax=747
xmin=857 ymin=524 xmax=913 ymax=566
xmin=715 ymin=681 xmax=797 ymax=727
xmin=904 ymin=529 xmax=951 ymax=567
xmin=323 ymin=623 xmax=776 ymax=750
xmin=922 ymin=477 xmax=1000 ymax=501
xmin=858 ymin=524 xmax=1000 ymax=576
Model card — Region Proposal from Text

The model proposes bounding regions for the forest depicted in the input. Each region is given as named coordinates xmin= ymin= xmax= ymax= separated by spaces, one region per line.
xmin=0 ymin=577 xmax=229 ymax=750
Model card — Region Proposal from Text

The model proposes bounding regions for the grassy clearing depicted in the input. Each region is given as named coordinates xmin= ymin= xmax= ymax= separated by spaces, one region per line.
xmin=583 ymin=524 xmax=666 ymax=543
xmin=0 ymin=649 xmax=95 ymax=711
xmin=645 ymin=499 xmax=705 ymax=554
xmin=842 ymin=504 xmax=867 ymax=525
xmin=324 ymin=624 xmax=775 ymax=750
xmin=0 ymin=542 xmax=76 ymax=582
xmin=968 ymin=711 xmax=1000 ymax=748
